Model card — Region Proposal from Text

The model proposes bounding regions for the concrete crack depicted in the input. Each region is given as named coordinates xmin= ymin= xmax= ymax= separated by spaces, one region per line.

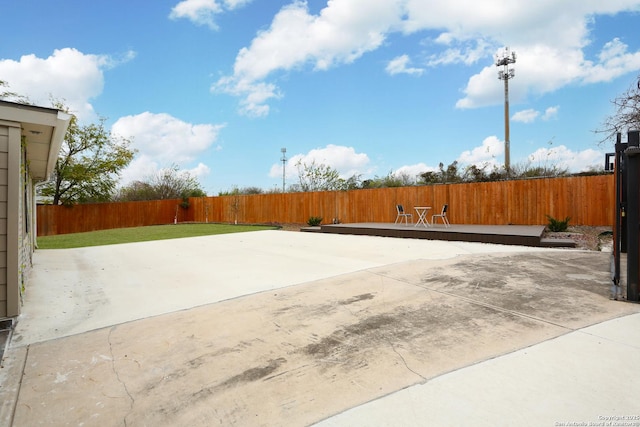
xmin=387 ymin=339 xmax=426 ymax=381
xmin=107 ymin=326 xmax=134 ymax=427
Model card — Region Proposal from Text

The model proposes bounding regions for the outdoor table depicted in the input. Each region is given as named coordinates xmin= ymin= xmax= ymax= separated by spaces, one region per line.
xmin=414 ymin=206 xmax=432 ymax=227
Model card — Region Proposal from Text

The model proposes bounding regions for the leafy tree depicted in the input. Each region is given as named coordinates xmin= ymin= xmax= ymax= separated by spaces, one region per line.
xmin=511 ymin=162 xmax=568 ymax=179
xmin=343 ymin=173 xmax=362 ymax=190
xmin=417 ymin=159 xmax=573 ymax=184
xmin=598 ymin=73 xmax=640 ymax=143
xmin=0 ymin=80 xmax=29 ymax=103
xmin=294 ymin=160 xmax=347 ymax=191
xmin=417 ymin=171 xmax=440 ymax=185
xmin=418 ymin=161 xmax=462 ymax=184
xmin=440 ymin=161 xmax=462 ymax=183
xmin=461 ymin=164 xmax=491 ymax=182
xmin=116 ymin=165 xmax=206 ymax=201
xmin=459 ymin=163 xmax=509 ymax=182
xmin=264 ymin=186 xmax=284 ymax=194
xmin=39 ymin=108 xmax=135 ymax=205
xmin=146 ymin=165 xmax=206 ymax=199
xmin=239 ymin=186 xmax=264 ymax=195
xmin=363 ymin=171 xmax=412 ymax=188
xmin=0 ymin=80 xmax=14 ymax=99
xmin=215 ymin=186 xmax=242 ymax=223
xmin=113 ymin=181 xmax=156 ymax=201
xmin=219 ymin=186 xmax=263 ymax=196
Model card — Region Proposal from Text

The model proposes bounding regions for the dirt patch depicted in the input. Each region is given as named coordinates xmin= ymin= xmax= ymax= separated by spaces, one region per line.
xmin=272 ymin=223 xmax=306 ymax=231
xmin=543 ymin=225 xmax=613 ymax=251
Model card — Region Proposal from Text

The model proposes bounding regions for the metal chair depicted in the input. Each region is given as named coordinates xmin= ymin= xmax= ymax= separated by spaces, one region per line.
xmin=395 ymin=204 xmax=413 ymax=224
xmin=432 ymin=204 xmax=450 ymax=227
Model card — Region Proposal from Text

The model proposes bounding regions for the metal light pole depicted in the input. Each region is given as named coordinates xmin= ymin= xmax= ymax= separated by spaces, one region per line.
xmin=496 ymin=47 xmax=516 ymax=175
xmin=280 ymin=147 xmax=287 ymax=192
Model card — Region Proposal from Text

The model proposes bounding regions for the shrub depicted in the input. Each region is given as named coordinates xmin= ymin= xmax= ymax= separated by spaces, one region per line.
xmin=307 ymin=216 xmax=323 ymax=226
xmin=546 ymin=215 xmax=570 ymax=232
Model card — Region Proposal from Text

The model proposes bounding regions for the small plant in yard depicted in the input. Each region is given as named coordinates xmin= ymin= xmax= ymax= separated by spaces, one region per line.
xmin=179 ymin=196 xmax=190 ymax=209
xmin=546 ymin=215 xmax=571 ymax=232
xmin=307 ymin=216 xmax=323 ymax=226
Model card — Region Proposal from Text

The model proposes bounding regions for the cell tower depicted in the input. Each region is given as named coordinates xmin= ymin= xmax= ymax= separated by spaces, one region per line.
xmin=496 ymin=47 xmax=516 ymax=175
xmin=280 ymin=147 xmax=287 ymax=192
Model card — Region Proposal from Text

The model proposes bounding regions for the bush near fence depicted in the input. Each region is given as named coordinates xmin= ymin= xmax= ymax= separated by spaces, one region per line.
xmin=37 ymin=175 xmax=614 ymax=236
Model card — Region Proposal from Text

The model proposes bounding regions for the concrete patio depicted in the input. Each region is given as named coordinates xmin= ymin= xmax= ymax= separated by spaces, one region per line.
xmin=1 ymin=230 xmax=638 ymax=426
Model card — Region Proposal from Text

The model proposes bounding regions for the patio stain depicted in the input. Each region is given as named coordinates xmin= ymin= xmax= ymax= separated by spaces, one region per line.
xmin=218 ymin=357 xmax=288 ymax=388
xmin=416 ymin=251 xmax=611 ymax=327
xmin=339 ymin=293 xmax=375 ymax=305
xmin=302 ymin=314 xmax=395 ymax=359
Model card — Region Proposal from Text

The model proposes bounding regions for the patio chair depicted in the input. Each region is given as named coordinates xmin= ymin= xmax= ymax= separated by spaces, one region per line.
xmin=432 ymin=204 xmax=450 ymax=227
xmin=395 ymin=204 xmax=413 ymax=225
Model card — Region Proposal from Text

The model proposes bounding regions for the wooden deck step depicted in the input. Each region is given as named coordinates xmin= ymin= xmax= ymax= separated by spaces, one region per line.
xmin=539 ymin=238 xmax=577 ymax=248
xmin=302 ymin=222 xmax=552 ymax=247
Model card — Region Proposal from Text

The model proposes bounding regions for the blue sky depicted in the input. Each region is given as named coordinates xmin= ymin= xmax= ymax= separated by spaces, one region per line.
xmin=2 ymin=1 xmax=640 ymax=195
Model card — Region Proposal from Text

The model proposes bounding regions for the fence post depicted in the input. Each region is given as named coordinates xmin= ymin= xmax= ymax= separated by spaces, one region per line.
xmin=625 ymin=130 xmax=640 ymax=302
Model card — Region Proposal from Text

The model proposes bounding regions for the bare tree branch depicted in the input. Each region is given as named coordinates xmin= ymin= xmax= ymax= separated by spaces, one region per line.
xmin=596 ymin=73 xmax=640 ymax=145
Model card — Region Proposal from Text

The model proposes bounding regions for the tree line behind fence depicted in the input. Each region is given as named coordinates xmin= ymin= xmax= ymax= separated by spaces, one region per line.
xmin=37 ymin=175 xmax=614 ymax=236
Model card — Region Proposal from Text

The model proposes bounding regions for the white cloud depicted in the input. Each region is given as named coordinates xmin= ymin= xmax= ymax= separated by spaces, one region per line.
xmin=456 ymin=135 xmax=503 ymax=167
xmin=386 ymin=55 xmax=424 ymax=76
xmin=395 ymin=136 xmax=601 ymax=177
xmin=512 ymin=105 xmax=559 ymax=123
xmin=0 ymin=48 xmax=134 ymax=120
xmin=213 ymin=76 xmax=281 ymax=117
xmin=213 ymin=0 xmax=404 ymax=116
xmin=394 ymin=163 xmax=436 ymax=179
xmin=186 ymin=162 xmax=212 ymax=179
xmin=454 ymin=64 xmax=502 ymax=109
xmin=215 ymin=0 xmax=640 ymax=115
xmin=224 ymin=0 xmax=252 ymax=8
xmin=512 ymin=109 xmax=539 ymax=124
xmin=456 ymin=37 xmax=640 ymax=109
xmin=119 ymin=156 xmax=161 ymax=185
xmin=111 ymin=112 xmax=224 ymax=184
xmin=269 ymin=144 xmax=371 ymax=180
xmin=170 ymin=0 xmax=222 ymax=29
xmin=527 ymin=145 xmax=603 ymax=172
xmin=542 ymin=105 xmax=559 ymax=121
xmin=426 ymin=39 xmax=493 ymax=66
xmin=169 ymin=0 xmax=253 ymax=29
xmin=582 ymin=38 xmax=640 ymax=83
xmin=458 ymin=137 xmax=603 ymax=173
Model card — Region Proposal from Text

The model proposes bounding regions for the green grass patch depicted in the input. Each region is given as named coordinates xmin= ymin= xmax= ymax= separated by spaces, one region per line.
xmin=37 ymin=223 xmax=279 ymax=249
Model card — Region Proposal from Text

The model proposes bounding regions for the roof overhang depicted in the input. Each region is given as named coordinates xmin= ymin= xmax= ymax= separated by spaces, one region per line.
xmin=0 ymin=100 xmax=71 ymax=181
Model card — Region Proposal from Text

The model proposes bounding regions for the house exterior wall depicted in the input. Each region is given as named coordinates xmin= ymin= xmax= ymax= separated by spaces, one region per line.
xmin=0 ymin=122 xmax=10 ymax=317
xmin=7 ymin=122 xmax=21 ymax=318
xmin=0 ymin=101 xmax=69 ymax=319
xmin=18 ymin=139 xmax=34 ymax=305
xmin=0 ymin=120 xmax=33 ymax=317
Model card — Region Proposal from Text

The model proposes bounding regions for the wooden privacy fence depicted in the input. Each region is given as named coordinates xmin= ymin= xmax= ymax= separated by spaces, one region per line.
xmin=37 ymin=199 xmax=190 ymax=236
xmin=37 ymin=175 xmax=614 ymax=236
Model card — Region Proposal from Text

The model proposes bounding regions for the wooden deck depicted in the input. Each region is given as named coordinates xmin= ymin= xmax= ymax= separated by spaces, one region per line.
xmin=303 ymin=222 xmax=575 ymax=248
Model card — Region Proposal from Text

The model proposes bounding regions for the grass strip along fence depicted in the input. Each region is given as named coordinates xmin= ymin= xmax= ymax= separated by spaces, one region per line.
xmin=37 ymin=175 xmax=614 ymax=237
xmin=37 ymin=224 xmax=278 ymax=249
